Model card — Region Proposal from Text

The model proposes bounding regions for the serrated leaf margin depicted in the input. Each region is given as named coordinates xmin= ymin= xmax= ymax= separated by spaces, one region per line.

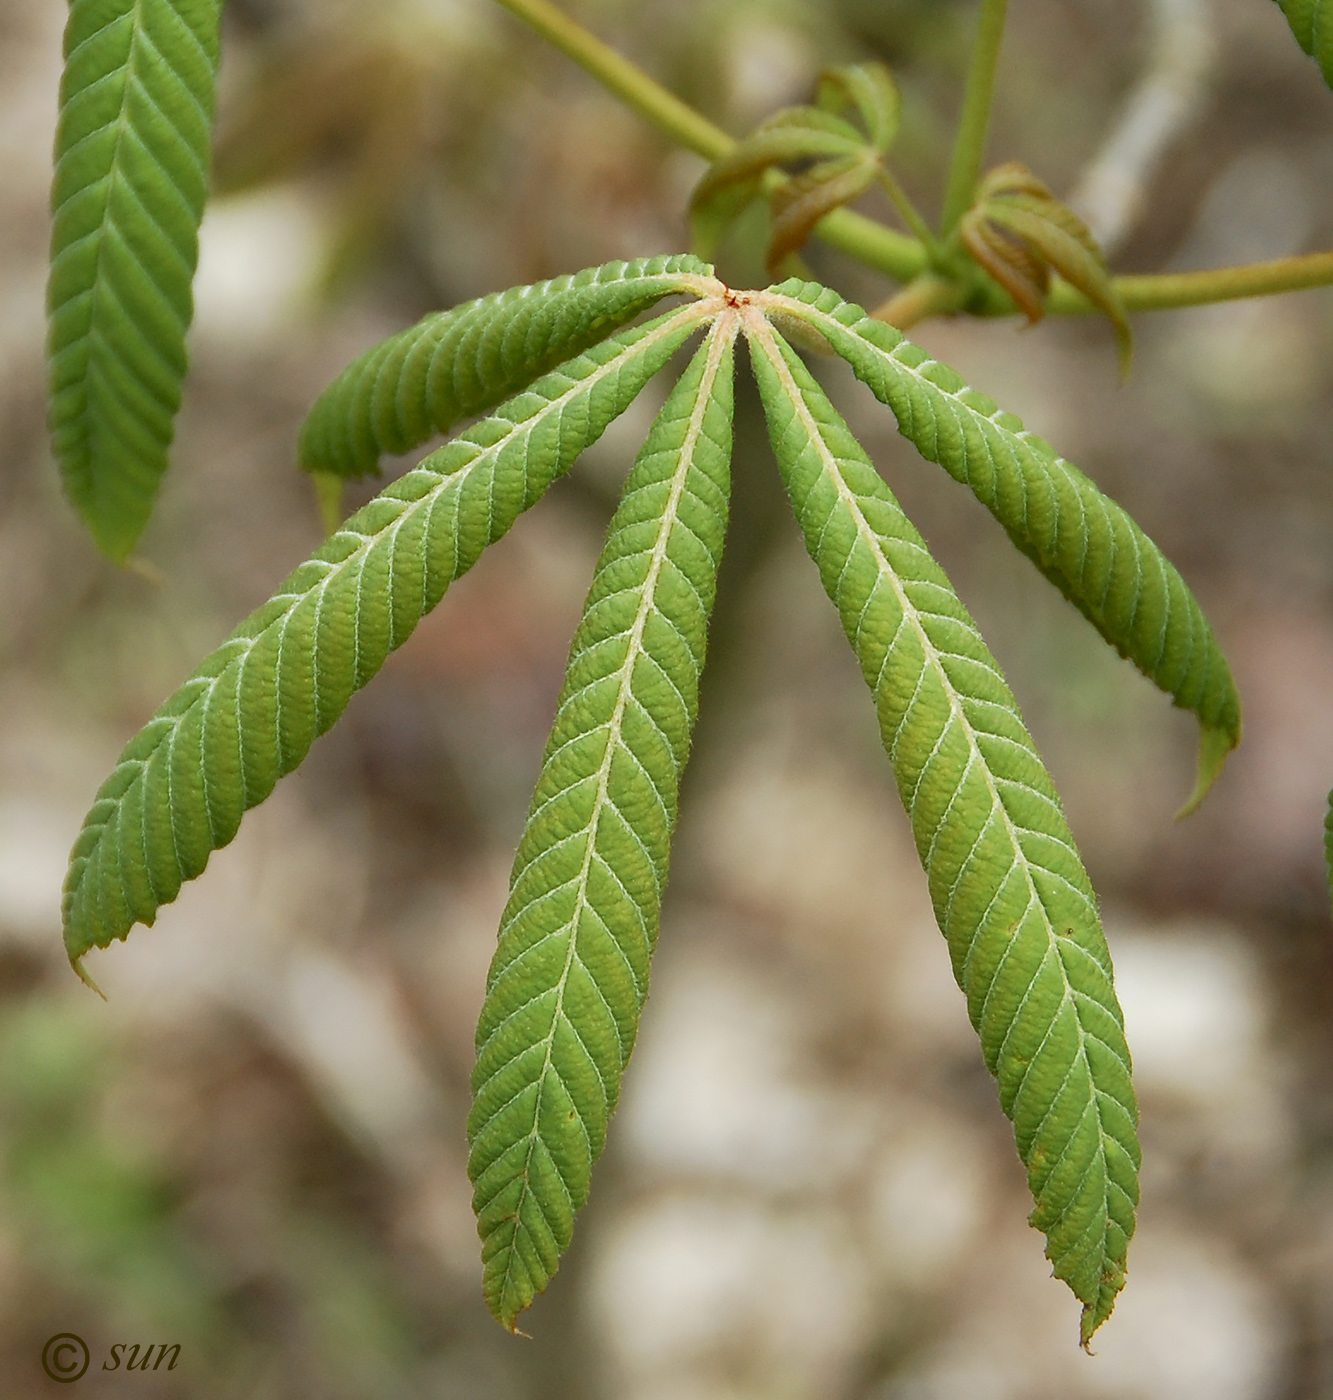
xmin=467 ymin=312 xmax=739 ymax=1329
xmin=745 ymin=312 xmax=1140 ymax=1342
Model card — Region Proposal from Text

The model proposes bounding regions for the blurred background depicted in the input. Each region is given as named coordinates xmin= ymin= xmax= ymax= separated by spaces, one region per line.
xmin=1 ymin=0 xmax=1332 ymax=1393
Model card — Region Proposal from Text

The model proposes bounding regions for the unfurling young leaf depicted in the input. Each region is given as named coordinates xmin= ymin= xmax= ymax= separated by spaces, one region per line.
xmin=688 ymin=63 xmax=899 ymax=267
xmin=688 ymin=113 xmax=868 ymax=259
xmin=763 ymin=280 xmax=1240 ymax=809
xmin=1275 ymin=0 xmax=1333 ymax=87
xmin=959 ymin=217 xmax=1051 ymax=322
xmin=299 ymin=255 xmax=716 ymax=477
xmin=61 ymin=298 xmax=715 ymax=970
xmin=49 ymin=0 xmax=225 ymax=561
xmin=816 ymin=61 xmax=901 ymax=152
xmin=468 ymin=315 xmax=738 ymax=1330
xmin=768 ymin=156 xmax=879 ymax=276
xmin=959 ymin=163 xmax=1132 ymax=374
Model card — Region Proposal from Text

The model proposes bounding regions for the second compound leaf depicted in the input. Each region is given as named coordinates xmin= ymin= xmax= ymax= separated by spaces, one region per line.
xmin=49 ymin=0 xmax=225 ymax=560
xmin=468 ymin=315 xmax=738 ymax=1332
xmin=747 ymin=318 xmax=1140 ymax=1346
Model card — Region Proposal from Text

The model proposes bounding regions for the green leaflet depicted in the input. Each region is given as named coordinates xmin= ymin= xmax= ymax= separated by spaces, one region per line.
xmin=688 ymin=116 xmax=868 ymax=260
xmin=766 ymin=281 xmax=1241 ymax=811
xmin=468 ymin=317 xmax=737 ymax=1331
xmin=1275 ymin=0 xmax=1333 ymax=86
xmin=299 ymin=255 xmax=717 ymax=478
xmin=816 ymin=62 xmax=900 ymax=153
xmin=768 ymin=156 xmax=879 ymax=277
xmin=747 ymin=321 xmax=1139 ymax=1343
xmin=49 ymin=0 xmax=224 ymax=561
xmin=61 ymin=301 xmax=713 ymax=968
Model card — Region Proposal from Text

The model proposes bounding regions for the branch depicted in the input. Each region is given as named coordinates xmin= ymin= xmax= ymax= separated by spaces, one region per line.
xmin=957 ymin=251 xmax=1333 ymax=317
xmin=1106 ymin=252 xmax=1333 ymax=311
xmin=491 ymin=0 xmax=1333 ymax=316
xmin=490 ymin=0 xmax=928 ymax=283
xmin=940 ymin=0 xmax=1010 ymax=234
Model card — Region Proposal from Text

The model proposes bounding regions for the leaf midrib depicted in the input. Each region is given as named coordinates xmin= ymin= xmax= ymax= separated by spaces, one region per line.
xmin=765 ymin=295 xmax=1176 ymax=669
xmin=486 ymin=309 xmax=737 ymax=1322
xmin=746 ymin=310 xmax=1117 ymax=1282
xmin=67 ymin=2 xmax=209 ymax=444
xmin=63 ymin=0 xmax=152 ymax=473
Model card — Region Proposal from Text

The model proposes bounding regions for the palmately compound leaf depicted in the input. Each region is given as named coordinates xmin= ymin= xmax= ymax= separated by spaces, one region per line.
xmin=49 ymin=0 xmax=224 ymax=561
xmin=1275 ymin=0 xmax=1333 ymax=86
xmin=746 ymin=317 xmax=1139 ymax=1344
xmin=299 ymin=255 xmax=718 ymax=478
xmin=766 ymin=281 xmax=1241 ymax=812
xmin=62 ymin=301 xmax=716 ymax=971
xmin=467 ymin=314 xmax=738 ymax=1332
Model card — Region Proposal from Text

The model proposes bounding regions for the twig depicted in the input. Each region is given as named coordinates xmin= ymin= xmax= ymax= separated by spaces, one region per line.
xmin=940 ymin=0 xmax=1010 ymax=234
xmin=873 ymin=273 xmax=965 ymax=329
xmin=1059 ymin=251 xmax=1333 ymax=313
xmin=490 ymin=0 xmax=928 ymax=282
xmin=492 ymin=0 xmax=1333 ymax=315
xmin=877 ymin=168 xmax=941 ymax=257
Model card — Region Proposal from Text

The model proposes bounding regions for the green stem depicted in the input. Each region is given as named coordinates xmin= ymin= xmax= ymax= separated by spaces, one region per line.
xmin=1065 ymin=252 xmax=1333 ymax=314
xmin=490 ymin=0 xmax=928 ymax=283
xmin=876 ymin=168 xmax=940 ymax=256
xmin=815 ymin=212 xmax=928 ymax=284
xmin=491 ymin=0 xmax=731 ymax=159
xmin=940 ymin=0 xmax=1010 ymax=235
xmin=872 ymin=272 xmax=965 ymax=329
xmin=491 ymin=0 xmax=1333 ymax=316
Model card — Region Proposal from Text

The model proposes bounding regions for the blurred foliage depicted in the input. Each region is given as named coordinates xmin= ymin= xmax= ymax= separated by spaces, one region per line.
xmin=213 ymin=14 xmax=458 ymax=295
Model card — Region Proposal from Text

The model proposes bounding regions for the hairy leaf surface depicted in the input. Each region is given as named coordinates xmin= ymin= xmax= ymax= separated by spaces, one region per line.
xmin=299 ymin=255 xmax=717 ymax=478
xmin=49 ymin=0 xmax=224 ymax=561
xmin=747 ymin=320 xmax=1139 ymax=1342
xmin=1276 ymin=0 xmax=1333 ymax=86
xmin=766 ymin=281 xmax=1241 ymax=809
xmin=468 ymin=317 xmax=737 ymax=1331
xmin=62 ymin=303 xmax=715 ymax=966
